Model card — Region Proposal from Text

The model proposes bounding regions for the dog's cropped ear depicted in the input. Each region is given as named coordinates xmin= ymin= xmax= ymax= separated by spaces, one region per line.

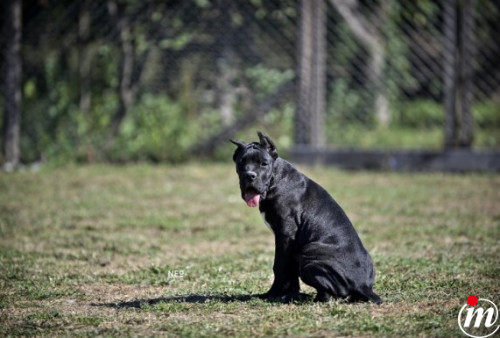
xmin=230 ymin=139 xmax=246 ymax=149
xmin=230 ymin=139 xmax=247 ymax=162
xmin=257 ymin=132 xmax=278 ymax=159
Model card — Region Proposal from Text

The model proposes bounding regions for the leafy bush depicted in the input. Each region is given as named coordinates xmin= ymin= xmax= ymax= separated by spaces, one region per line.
xmin=474 ymin=100 xmax=500 ymax=129
xmin=245 ymin=64 xmax=294 ymax=100
xmin=396 ymin=99 xmax=500 ymax=130
xmin=112 ymin=94 xmax=209 ymax=163
xmin=327 ymin=79 xmax=372 ymax=126
xmin=396 ymin=100 xmax=443 ymax=128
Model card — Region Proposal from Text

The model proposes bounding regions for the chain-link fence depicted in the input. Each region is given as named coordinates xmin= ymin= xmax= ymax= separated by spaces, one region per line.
xmin=2 ymin=0 xmax=499 ymax=163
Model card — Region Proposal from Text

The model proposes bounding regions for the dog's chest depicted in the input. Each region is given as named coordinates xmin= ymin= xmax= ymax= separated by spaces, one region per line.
xmin=260 ymin=211 xmax=274 ymax=233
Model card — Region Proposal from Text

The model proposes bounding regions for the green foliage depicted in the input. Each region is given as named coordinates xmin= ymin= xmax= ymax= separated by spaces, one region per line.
xmin=113 ymin=94 xmax=192 ymax=163
xmin=384 ymin=1 xmax=422 ymax=105
xmin=326 ymin=97 xmax=500 ymax=148
xmin=397 ymin=100 xmax=443 ymax=128
xmin=245 ymin=64 xmax=294 ymax=100
xmin=327 ymin=79 xmax=369 ymax=127
xmin=474 ymin=100 xmax=500 ymax=129
xmin=8 ymin=0 xmax=498 ymax=166
xmin=326 ymin=125 xmax=443 ymax=149
xmin=395 ymin=99 xmax=500 ymax=135
xmin=474 ymin=101 xmax=500 ymax=147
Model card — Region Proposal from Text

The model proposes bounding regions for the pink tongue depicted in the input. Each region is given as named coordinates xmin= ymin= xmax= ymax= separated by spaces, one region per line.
xmin=244 ymin=191 xmax=261 ymax=207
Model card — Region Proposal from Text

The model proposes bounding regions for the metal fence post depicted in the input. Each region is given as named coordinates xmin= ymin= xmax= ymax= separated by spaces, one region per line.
xmin=295 ymin=0 xmax=326 ymax=147
xmin=458 ymin=0 xmax=475 ymax=147
xmin=443 ymin=0 xmax=458 ymax=148
xmin=2 ymin=0 xmax=22 ymax=171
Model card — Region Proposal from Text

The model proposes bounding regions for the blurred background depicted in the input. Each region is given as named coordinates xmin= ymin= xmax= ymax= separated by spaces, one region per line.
xmin=1 ymin=0 xmax=499 ymax=167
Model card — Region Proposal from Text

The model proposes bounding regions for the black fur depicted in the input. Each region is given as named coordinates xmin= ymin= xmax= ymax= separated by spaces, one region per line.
xmin=231 ymin=132 xmax=382 ymax=304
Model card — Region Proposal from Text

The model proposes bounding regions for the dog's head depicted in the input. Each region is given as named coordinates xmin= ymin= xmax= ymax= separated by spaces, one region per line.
xmin=230 ymin=132 xmax=278 ymax=207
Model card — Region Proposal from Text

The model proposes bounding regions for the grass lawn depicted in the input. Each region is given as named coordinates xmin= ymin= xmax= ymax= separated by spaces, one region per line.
xmin=0 ymin=163 xmax=498 ymax=336
xmin=326 ymin=126 xmax=500 ymax=150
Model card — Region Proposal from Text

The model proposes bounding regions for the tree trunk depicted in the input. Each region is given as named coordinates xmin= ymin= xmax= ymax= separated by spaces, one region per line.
xmin=2 ymin=0 xmax=22 ymax=171
xmin=311 ymin=0 xmax=327 ymax=146
xmin=217 ymin=47 xmax=238 ymax=126
xmin=79 ymin=0 xmax=92 ymax=115
xmin=443 ymin=0 xmax=475 ymax=149
xmin=295 ymin=0 xmax=326 ymax=147
xmin=107 ymin=0 xmax=136 ymax=141
xmin=329 ymin=0 xmax=390 ymax=126
xmin=215 ymin=0 xmax=238 ymax=126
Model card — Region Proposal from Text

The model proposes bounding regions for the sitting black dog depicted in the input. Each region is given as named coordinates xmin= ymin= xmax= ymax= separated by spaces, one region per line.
xmin=231 ymin=132 xmax=382 ymax=304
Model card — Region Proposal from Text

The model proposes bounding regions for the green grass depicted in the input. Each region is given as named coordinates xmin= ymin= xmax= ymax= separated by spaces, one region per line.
xmin=0 ymin=163 xmax=498 ymax=336
xmin=326 ymin=125 xmax=500 ymax=149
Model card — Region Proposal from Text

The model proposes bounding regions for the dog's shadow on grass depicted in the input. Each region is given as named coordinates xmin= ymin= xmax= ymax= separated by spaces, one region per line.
xmin=97 ymin=293 xmax=313 ymax=309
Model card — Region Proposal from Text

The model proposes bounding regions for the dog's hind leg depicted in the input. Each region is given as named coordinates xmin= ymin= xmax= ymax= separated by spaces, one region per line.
xmin=299 ymin=261 xmax=349 ymax=302
xmin=349 ymin=286 xmax=382 ymax=304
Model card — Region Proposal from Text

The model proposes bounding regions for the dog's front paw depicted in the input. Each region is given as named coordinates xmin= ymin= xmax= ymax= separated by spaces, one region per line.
xmin=261 ymin=291 xmax=309 ymax=303
xmin=259 ymin=290 xmax=281 ymax=300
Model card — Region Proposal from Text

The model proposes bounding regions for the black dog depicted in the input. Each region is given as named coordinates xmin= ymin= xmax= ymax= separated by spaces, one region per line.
xmin=231 ymin=132 xmax=381 ymax=304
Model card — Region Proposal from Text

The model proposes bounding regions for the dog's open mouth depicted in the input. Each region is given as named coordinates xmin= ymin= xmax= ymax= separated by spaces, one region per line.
xmin=243 ymin=188 xmax=261 ymax=208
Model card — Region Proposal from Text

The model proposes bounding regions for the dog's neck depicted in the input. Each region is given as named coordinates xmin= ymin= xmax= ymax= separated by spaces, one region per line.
xmin=264 ymin=158 xmax=305 ymax=201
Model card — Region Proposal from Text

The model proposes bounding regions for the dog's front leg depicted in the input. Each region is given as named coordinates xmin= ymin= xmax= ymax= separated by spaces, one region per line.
xmin=265 ymin=234 xmax=300 ymax=300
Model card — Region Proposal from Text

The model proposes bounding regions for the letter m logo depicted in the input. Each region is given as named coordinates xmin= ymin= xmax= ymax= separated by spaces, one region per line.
xmin=464 ymin=307 xmax=496 ymax=328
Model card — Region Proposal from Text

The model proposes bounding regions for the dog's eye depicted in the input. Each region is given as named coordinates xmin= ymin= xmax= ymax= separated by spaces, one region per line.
xmin=261 ymin=162 xmax=268 ymax=167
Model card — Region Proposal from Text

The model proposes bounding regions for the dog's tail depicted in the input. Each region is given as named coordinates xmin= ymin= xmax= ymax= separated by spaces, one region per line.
xmin=351 ymin=286 xmax=382 ymax=305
